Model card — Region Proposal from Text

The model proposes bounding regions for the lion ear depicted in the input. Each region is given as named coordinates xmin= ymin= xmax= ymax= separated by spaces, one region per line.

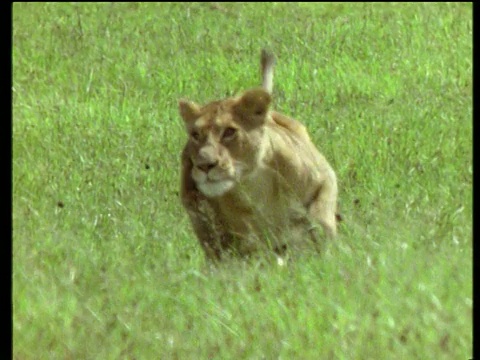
xmin=178 ymin=99 xmax=201 ymax=123
xmin=233 ymin=88 xmax=271 ymax=126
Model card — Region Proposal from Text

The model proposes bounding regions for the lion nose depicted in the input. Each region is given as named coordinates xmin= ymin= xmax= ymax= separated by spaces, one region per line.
xmin=197 ymin=161 xmax=218 ymax=173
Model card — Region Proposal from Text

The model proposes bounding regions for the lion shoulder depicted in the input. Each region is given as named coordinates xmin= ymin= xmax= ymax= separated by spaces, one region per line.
xmin=269 ymin=110 xmax=311 ymax=142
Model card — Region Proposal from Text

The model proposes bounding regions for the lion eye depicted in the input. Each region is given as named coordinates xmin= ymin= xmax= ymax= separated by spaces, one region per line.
xmin=190 ymin=131 xmax=201 ymax=141
xmin=222 ymin=127 xmax=237 ymax=140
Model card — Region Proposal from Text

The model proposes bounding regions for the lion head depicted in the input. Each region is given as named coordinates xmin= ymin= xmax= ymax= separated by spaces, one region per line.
xmin=179 ymin=88 xmax=272 ymax=198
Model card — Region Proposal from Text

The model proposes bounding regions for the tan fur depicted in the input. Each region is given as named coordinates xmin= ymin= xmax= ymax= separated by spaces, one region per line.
xmin=261 ymin=49 xmax=275 ymax=94
xmin=179 ymin=50 xmax=338 ymax=260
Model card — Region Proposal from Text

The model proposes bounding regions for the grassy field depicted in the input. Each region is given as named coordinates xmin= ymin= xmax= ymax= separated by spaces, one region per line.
xmin=13 ymin=3 xmax=472 ymax=359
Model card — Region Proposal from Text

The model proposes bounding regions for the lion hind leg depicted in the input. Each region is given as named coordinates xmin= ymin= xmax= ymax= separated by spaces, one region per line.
xmin=306 ymin=181 xmax=338 ymax=239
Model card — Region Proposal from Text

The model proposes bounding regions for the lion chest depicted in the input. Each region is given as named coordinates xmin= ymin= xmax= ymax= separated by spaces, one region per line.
xmin=214 ymin=167 xmax=301 ymax=243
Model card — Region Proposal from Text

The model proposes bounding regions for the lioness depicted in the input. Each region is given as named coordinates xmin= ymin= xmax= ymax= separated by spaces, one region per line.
xmin=179 ymin=50 xmax=338 ymax=260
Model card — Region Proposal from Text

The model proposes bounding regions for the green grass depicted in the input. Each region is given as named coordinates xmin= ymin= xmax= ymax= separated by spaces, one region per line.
xmin=13 ymin=3 xmax=472 ymax=359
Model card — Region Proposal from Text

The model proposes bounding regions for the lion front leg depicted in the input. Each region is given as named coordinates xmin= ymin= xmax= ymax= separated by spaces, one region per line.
xmin=185 ymin=207 xmax=226 ymax=261
xmin=181 ymin=149 xmax=233 ymax=260
xmin=182 ymin=184 xmax=233 ymax=260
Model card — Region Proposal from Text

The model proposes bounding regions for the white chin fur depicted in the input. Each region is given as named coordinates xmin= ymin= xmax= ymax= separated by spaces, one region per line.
xmin=198 ymin=180 xmax=235 ymax=198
